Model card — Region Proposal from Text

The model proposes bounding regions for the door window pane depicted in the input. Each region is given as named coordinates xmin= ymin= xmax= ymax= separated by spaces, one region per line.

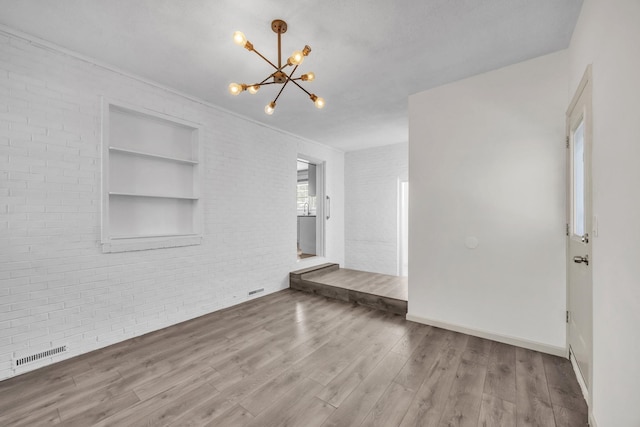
xmin=573 ymin=120 xmax=585 ymax=237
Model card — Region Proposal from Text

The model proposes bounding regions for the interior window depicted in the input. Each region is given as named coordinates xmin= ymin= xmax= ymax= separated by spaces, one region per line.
xmin=297 ymin=182 xmax=316 ymax=215
xmin=573 ymin=119 xmax=585 ymax=237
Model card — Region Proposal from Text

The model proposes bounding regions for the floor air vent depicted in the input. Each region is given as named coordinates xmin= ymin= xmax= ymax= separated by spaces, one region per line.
xmin=13 ymin=345 xmax=68 ymax=369
xmin=248 ymin=288 xmax=264 ymax=296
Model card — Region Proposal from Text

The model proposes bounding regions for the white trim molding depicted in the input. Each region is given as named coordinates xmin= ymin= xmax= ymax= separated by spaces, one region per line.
xmin=406 ymin=313 xmax=566 ymax=357
xmin=569 ymin=349 xmax=589 ymax=402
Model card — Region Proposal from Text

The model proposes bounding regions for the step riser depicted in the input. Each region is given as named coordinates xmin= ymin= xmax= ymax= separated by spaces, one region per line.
xmin=289 ymin=266 xmax=407 ymax=315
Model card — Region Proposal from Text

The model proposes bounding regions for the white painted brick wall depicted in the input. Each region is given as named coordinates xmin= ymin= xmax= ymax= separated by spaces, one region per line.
xmin=344 ymin=143 xmax=407 ymax=275
xmin=0 ymin=29 xmax=344 ymax=380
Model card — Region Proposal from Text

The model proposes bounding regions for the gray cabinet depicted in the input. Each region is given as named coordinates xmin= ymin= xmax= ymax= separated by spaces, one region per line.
xmin=298 ymin=216 xmax=316 ymax=255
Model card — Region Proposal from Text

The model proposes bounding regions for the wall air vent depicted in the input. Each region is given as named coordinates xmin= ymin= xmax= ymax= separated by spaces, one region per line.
xmin=12 ymin=345 xmax=68 ymax=370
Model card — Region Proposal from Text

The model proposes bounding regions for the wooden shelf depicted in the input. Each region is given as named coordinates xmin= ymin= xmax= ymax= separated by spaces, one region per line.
xmin=111 ymin=233 xmax=199 ymax=240
xmin=109 ymin=146 xmax=198 ymax=164
xmin=109 ymin=192 xmax=198 ymax=200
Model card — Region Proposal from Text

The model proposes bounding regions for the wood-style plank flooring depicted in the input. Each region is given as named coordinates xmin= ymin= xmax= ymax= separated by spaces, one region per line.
xmin=0 ymin=290 xmax=587 ymax=426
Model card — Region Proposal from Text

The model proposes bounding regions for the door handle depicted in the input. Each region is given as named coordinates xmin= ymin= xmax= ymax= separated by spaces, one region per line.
xmin=326 ymin=195 xmax=330 ymax=220
xmin=573 ymin=255 xmax=589 ymax=265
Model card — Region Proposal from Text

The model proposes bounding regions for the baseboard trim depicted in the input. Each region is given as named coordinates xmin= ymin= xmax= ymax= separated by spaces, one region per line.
xmin=405 ymin=313 xmax=566 ymax=357
xmin=569 ymin=347 xmax=597 ymax=426
xmin=569 ymin=349 xmax=589 ymax=401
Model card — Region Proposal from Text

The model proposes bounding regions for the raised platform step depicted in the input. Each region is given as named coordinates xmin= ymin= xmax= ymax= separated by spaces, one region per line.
xmin=290 ymin=262 xmax=340 ymax=278
xmin=289 ymin=265 xmax=407 ymax=315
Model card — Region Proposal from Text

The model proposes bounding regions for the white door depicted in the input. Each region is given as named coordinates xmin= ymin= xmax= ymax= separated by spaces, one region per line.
xmin=567 ymin=66 xmax=593 ymax=393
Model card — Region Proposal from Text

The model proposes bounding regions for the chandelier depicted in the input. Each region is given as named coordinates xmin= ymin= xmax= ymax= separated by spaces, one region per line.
xmin=228 ymin=19 xmax=325 ymax=115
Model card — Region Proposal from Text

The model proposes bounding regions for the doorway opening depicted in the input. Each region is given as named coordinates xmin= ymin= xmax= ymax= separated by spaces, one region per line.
xmin=297 ymin=158 xmax=324 ymax=260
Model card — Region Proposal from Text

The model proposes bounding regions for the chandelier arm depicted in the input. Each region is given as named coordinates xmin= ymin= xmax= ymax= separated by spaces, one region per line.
xmin=257 ymin=75 xmax=274 ymax=85
xmin=283 ymin=65 xmax=301 ymax=85
xmin=288 ymin=78 xmax=313 ymax=97
xmin=273 ymin=75 xmax=292 ymax=104
xmin=272 ymin=65 xmax=300 ymax=103
xmin=251 ymin=48 xmax=279 ymax=71
xmin=253 ymin=71 xmax=284 ymax=87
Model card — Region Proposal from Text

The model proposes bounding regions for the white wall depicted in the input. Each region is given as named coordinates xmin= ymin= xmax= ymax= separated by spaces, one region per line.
xmin=0 ymin=28 xmax=344 ymax=380
xmin=408 ymin=51 xmax=568 ymax=353
xmin=345 ymin=143 xmax=407 ymax=275
xmin=568 ymin=1 xmax=640 ymax=426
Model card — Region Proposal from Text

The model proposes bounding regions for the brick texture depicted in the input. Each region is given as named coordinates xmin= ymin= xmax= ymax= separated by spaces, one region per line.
xmin=0 ymin=30 xmax=344 ymax=380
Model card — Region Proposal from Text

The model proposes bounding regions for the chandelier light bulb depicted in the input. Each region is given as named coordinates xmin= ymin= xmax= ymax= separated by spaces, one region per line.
xmin=228 ymin=83 xmax=243 ymax=96
xmin=233 ymin=31 xmax=247 ymax=47
xmin=301 ymin=72 xmax=315 ymax=82
xmin=314 ymin=97 xmax=325 ymax=109
xmin=248 ymin=85 xmax=260 ymax=95
xmin=289 ymin=50 xmax=304 ymax=65
xmin=265 ymin=102 xmax=276 ymax=115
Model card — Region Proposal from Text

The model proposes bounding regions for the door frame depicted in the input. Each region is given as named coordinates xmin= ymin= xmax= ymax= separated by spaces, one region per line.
xmin=296 ymin=155 xmax=326 ymax=259
xmin=397 ymin=180 xmax=409 ymax=277
xmin=565 ymin=65 xmax=593 ymax=404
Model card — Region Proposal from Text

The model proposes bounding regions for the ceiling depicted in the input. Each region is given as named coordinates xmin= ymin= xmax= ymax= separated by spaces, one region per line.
xmin=0 ymin=0 xmax=583 ymax=152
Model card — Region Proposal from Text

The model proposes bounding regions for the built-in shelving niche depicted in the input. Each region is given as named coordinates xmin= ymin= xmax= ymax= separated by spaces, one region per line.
xmin=101 ymin=99 xmax=202 ymax=253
